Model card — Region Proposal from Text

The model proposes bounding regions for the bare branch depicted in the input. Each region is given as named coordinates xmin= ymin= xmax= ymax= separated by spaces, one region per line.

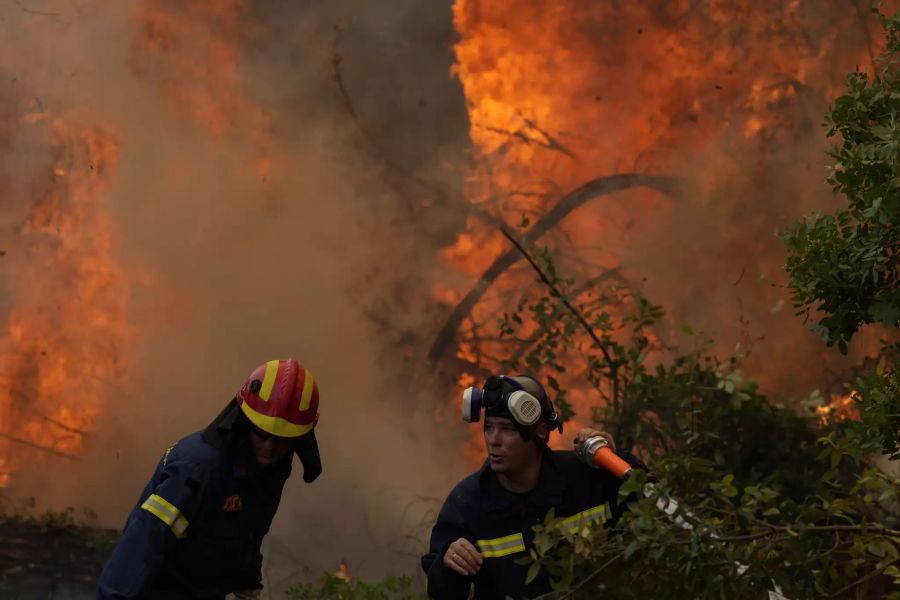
xmin=828 ymin=561 xmax=891 ymax=598
xmin=35 ymin=413 xmax=89 ymax=437
xmin=0 ymin=432 xmax=80 ymax=461
xmin=503 ymin=268 xmax=626 ymax=367
xmin=481 ymin=119 xmax=577 ymax=160
xmin=428 ymin=173 xmax=682 ymax=365
xmin=500 ymin=226 xmax=618 ymax=377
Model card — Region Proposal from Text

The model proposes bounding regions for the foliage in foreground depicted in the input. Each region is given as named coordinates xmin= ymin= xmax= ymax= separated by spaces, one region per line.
xmin=499 ymin=260 xmax=898 ymax=598
xmin=781 ymin=9 xmax=900 ymax=353
xmin=781 ymin=7 xmax=899 ymax=467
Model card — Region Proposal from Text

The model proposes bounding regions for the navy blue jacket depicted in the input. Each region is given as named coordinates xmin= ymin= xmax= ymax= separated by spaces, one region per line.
xmin=422 ymin=449 xmax=644 ymax=600
xmin=97 ymin=403 xmax=292 ymax=600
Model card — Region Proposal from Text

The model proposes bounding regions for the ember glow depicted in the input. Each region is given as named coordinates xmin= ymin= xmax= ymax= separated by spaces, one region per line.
xmin=442 ymin=0 xmax=887 ymax=437
xmin=817 ymin=392 xmax=861 ymax=426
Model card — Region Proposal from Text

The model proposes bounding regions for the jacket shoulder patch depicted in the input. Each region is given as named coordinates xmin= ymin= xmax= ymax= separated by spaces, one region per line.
xmin=223 ymin=494 xmax=243 ymax=512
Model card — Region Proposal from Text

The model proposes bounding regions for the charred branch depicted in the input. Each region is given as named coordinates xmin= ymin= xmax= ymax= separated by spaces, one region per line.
xmin=482 ymin=116 xmax=578 ymax=160
xmin=0 ymin=432 xmax=80 ymax=461
xmin=503 ymin=267 xmax=626 ymax=367
xmin=500 ymin=226 xmax=622 ymax=408
xmin=428 ymin=173 xmax=682 ymax=365
xmin=35 ymin=412 xmax=89 ymax=437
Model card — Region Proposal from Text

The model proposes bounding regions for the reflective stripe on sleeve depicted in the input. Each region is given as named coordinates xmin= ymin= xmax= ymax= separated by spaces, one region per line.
xmin=560 ymin=503 xmax=610 ymax=533
xmin=141 ymin=493 xmax=189 ymax=539
xmin=476 ymin=532 xmax=526 ymax=558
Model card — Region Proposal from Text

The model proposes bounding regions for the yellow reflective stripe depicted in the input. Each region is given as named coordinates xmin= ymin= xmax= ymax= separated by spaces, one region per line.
xmin=142 ymin=494 xmax=177 ymax=525
xmin=141 ymin=494 xmax=189 ymax=539
xmin=476 ymin=532 xmax=526 ymax=558
xmin=241 ymin=398 xmax=313 ymax=437
xmin=298 ymin=369 xmax=315 ymax=411
xmin=561 ymin=503 xmax=610 ymax=533
xmin=479 ymin=532 xmax=521 ymax=546
xmin=258 ymin=360 xmax=280 ymax=402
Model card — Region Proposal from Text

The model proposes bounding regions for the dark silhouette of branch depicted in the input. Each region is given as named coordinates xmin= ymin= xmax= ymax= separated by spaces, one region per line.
xmin=829 ymin=562 xmax=891 ymax=598
xmin=0 ymin=432 xmax=80 ymax=461
xmin=428 ymin=173 xmax=682 ymax=366
xmin=500 ymin=226 xmax=620 ymax=399
xmin=482 ymin=121 xmax=577 ymax=160
xmin=502 ymin=268 xmax=626 ymax=367
xmin=34 ymin=412 xmax=89 ymax=437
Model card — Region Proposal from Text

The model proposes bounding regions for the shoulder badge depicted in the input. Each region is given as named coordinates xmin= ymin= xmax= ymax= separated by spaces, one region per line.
xmin=223 ymin=494 xmax=244 ymax=512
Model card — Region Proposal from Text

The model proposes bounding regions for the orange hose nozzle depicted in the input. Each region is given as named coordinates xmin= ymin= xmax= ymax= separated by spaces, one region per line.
xmin=581 ymin=436 xmax=632 ymax=479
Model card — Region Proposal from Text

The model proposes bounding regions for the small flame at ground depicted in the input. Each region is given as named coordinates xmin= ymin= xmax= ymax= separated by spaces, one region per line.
xmin=816 ymin=392 xmax=861 ymax=426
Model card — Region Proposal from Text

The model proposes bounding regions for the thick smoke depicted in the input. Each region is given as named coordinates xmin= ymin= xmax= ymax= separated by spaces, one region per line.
xmin=1 ymin=0 xmax=896 ymax=594
xmin=0 ymin=0 xmax=470 ymax=590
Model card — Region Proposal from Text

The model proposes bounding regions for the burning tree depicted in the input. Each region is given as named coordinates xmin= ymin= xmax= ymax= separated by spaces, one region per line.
xmin=420 ymin=2 xmax=900 ymax=598
xmin=484 ymin=11 xmax=900 ymax=600
xmin=431 ymin=0 xmax=890 ymax=429
xmin=301 ymin=2 xmax=899 ymax=598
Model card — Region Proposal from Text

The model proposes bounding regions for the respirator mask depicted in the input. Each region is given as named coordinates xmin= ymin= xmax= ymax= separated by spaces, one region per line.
xmin=461 ymin=375 xmax=562 ymax=433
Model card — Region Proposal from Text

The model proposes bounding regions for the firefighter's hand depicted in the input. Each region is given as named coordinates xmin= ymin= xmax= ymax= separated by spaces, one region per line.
xmin=443 ymin=538 xmax=483 ymax=576
xmin=232 ymin=589 xmax=262 ymax=600
xmin=574 ymin=428 xmax=616 ymax=454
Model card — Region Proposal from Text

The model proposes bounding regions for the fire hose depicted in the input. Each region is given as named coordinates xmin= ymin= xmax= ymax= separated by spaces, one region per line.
xmin=578 ymin=436 xmax=790 ymax=600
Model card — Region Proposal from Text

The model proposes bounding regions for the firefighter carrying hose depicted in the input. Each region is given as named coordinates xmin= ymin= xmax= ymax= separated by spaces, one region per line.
xmin=97 ymin=358 xmax=322 ymax=600
xmin=421 ymin=374 xmax=646 ymax=599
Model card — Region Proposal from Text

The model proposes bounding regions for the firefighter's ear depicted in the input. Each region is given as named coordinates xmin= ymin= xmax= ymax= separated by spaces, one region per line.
xmin=534 ymin=422 xmax=550 ymax=443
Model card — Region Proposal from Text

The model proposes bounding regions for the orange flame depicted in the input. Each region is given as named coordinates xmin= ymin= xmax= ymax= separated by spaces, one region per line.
xmin=0 ymin=116 xmax=133 ymax=486
xmin=816 ymin=392 xmax=860 ymax=426
xmin=442 ymin=1 xmax=884 ymax=454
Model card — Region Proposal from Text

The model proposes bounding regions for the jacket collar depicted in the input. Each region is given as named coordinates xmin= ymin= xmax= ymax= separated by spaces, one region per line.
xmin=203 ymin=398 xmax=313 ymax=481
xmin=479 ymin=452 xmax=566 ymax=515
xmin=202 ymin=398 xmax=244 ymax=452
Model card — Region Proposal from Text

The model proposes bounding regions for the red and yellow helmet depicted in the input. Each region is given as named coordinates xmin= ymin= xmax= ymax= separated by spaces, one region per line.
xmin=237 ymin=358 xmax=319 ymax=438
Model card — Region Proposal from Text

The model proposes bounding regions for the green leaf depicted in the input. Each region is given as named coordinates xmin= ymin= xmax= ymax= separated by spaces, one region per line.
xmin=624 ymin=540 xmax=640 ymax=560
xmin=868 ymin=540 xmax=887 ymax=558
xmin=525 ymin=560 xmax=542 ymax=584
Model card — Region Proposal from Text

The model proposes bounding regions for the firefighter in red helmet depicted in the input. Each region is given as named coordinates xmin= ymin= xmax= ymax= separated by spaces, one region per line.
xmin=98 ymin=358 xmax=322 ymax=600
